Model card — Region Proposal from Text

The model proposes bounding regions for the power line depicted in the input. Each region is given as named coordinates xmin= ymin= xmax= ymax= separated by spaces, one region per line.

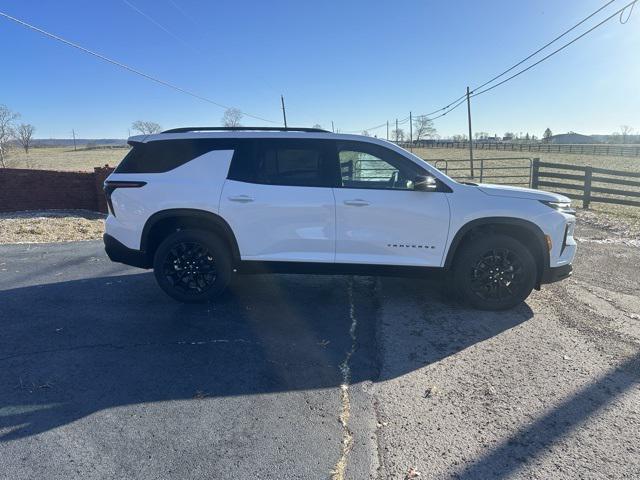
xmin=121 ymin=0 xmax=193 ymax=50
xmin=471 ymin=0 xmax=638 ymax=98
xmin=471 ymin=0 xmax=618 ymax=95
xmin=0 ymin=10 xmax=279 ymax=124
xmin=355 ymin=0 xmax=636 ymax=132
xmin=166 ymin=0 xmax=201 ymax=29
xmin=126 ymin=0 xmax=280 ymax=97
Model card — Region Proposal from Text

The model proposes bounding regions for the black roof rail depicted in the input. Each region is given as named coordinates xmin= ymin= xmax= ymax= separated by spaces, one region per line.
xmin=161 ymin=126 xmax=330 ymax=134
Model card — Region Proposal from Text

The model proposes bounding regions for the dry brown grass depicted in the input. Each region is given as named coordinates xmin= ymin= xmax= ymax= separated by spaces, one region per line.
xmin=0 ymin=210 xmax=105 ymax=244
xmin=412 ymin=146 xmax=640 ymax=171
xmin=3 ymin=145 xmax=126 ymax=172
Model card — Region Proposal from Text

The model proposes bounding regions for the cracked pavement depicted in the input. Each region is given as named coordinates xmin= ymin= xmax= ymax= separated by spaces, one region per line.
xmin=1 ymin=220 xmax=639 ymax=479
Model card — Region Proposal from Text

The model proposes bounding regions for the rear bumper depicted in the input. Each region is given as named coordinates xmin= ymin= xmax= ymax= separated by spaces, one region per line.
xmin=541 ymin=263 xmax=573 ymax=285
xmin=103 ymin=234 xmax=151 ymax=269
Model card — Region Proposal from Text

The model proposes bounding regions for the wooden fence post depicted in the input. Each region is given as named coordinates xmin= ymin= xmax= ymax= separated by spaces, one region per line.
xmin=531 ymin=158 xmax=540 ymax=189
xmin=583 ymin=166 xmax=593 ymax=209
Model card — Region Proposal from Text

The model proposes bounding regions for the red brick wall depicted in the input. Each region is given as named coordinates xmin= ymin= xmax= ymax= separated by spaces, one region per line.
xmin=0 ymin=166 xmax=115 ymax=213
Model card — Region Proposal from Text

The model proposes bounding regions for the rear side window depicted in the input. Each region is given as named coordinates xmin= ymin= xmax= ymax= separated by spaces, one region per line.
xmin=115 ymin=139 xmax=237 ymax=173
xmin=227 ymin=139 xmax=336 ymax=187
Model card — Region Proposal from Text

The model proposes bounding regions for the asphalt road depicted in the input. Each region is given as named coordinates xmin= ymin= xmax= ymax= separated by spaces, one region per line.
xmin=1 ymin=221 xmax=639 ymax=479
xmin=0 ymin=241 xmax=380 ymax=479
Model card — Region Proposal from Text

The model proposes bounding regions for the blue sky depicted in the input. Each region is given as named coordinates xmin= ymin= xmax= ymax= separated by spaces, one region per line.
xmin=1 ymin=0 xmax=638 ymax=138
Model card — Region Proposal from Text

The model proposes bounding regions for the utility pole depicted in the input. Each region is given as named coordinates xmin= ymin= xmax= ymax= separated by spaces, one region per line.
xmin=280 ymin=95 xmax=287 ymax=128
xmin=72 ymin=129 xmax=77 ymax=151
xmin=386 ymin=121 xmax=389 ymax=141
xmin=409 ymin=111 xmax=413 ymax=150
xmin=331 ymin=121 xmax=335 ymax=133
xmin=466 ymin=86 xmax=474 ymax=178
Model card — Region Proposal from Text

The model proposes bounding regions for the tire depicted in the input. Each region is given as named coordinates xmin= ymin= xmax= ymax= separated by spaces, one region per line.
xmin=451 ymin=234 xmax=537 ymax=311
xmin=153 ymin=229 xmax=232 ymax=303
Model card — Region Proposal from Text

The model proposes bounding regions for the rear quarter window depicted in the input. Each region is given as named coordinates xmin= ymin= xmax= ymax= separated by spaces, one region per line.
xmin=115 ymin=139 xmax=237 ymax=173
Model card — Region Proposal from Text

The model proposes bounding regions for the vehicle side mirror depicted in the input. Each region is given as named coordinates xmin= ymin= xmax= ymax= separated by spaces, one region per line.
xmin=413 ymin=174 xmax=438 ymax=192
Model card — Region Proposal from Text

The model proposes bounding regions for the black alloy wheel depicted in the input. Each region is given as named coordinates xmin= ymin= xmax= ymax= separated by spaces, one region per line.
xmin=153 ymin=230 xmax=232 ymax=303
xmin=162 ymin=242 xmax=218 ymax=294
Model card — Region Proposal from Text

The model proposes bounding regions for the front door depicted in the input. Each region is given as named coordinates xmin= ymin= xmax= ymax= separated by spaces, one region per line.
xmin=219 ymin=139 xmax=336 ymax=263
xmin=333 ymin=141 xmax=450 ymax=266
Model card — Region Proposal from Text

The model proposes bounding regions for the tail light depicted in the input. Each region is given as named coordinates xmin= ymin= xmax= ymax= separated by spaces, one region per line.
xmin=104 ymin=181 xmax=146 ymax=216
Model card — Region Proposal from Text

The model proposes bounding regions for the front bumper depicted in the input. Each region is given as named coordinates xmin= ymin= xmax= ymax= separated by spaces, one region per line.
xmin=103 ymin=234 xmax=151 ymax=269
xmin=541 ymin=263 xmax=573 ymax=284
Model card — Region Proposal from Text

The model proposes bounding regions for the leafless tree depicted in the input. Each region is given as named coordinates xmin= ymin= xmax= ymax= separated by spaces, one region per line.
xmin=452 ymin=133 xmax=468 ymax=142
xmin=0 ymin=105 xmax=19 ymax=168
xmin=312 ymin=124 xmax=323 ymax=130
xmin=543 ymin=128 xmax=553 ymax=143
xmin=391 ymin=128 xmax=405 ymax=142
xmin=413 ymin=116 xmax=437 ymax=141
xmin=16 ymin=123 xmax=36 ymax=154
xmin=222 ymin=108 xmax=243 ymax=127
xmin=620 ymin=125 xmax=634 ymax=144
xmin=131 ymin=120 xmax=162 ymax=135
xmin=361 ymin=130 xmax=370 ymax=137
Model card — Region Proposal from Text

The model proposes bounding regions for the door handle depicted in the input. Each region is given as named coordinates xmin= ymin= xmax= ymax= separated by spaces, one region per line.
xmin=343 ymin=199 xmax=370 ymax=207
xmin=228 ymin=195 xmax=254 ymax=203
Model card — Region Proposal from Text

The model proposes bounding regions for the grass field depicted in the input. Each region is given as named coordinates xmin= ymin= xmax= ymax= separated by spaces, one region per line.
xmin=3 ymin=145 xmax=127 ymax=172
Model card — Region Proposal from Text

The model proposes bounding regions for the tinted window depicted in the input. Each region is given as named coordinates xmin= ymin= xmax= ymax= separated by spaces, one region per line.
xmin=115 ymin=139 xmax=237 ymax=173
xmin=337 ymin=141 xmax=422 ymax=190
xmin=228 ymin=139 xmax=336 ymax=187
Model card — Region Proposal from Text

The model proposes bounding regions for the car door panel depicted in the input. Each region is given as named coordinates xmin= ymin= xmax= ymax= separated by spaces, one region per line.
xmin=219 ymin=139 xmax=337 ymax=263
xmin=220 ymin=180 xmax=335 ymax=262
xmin=333 ymin=141 xmax=450 ymax=267
xmin=333 ymin=188 xmax=450 ymax=266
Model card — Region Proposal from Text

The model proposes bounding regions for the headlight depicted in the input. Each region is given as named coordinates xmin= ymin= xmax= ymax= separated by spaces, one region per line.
xmin=539 ymin=200 xmax=575 ymax=214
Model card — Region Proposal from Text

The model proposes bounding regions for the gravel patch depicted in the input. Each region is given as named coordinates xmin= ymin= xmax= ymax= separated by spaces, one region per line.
xmin=0 ymin=210 xmax=105 ymax=244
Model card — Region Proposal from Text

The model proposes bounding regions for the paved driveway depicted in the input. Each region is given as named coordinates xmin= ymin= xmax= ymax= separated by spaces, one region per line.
xmin=1 ymin=221 xmax=639 ymax=479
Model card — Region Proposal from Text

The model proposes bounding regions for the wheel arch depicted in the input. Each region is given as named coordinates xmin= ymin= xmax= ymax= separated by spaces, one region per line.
xmin=444 ymin=217 xmax=549 ymax=283
xmin=141 ymin=208 xmax=241 ymax=265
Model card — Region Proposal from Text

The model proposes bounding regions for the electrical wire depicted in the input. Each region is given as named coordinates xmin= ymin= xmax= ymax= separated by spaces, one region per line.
xmin=0 ymin=11 xmax=279 ymax=124
xmin=121 ymin=0 xmax=193 ymax=50
xmin=619 ymin=0 xmax=636 ymax=22
xmin=166 ymin=0 xmax=201 ymax=29
xmin=471 ymin=0 xmax=617 ymax=94
xmin=412 ymin=0 xmax=632 ymax=120
xmin=471 ymin=0 xmax=638 ymax=98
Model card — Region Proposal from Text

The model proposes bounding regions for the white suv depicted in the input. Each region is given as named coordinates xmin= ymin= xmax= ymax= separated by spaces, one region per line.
xmin=103 ymin=127 xmax=576 ymax=310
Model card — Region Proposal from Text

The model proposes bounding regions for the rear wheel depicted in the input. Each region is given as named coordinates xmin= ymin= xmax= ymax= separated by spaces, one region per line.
xmin=153 ymin=230 xmax=232 ymax=303
xmin=451 ymin=234 xmax=537 ymax=310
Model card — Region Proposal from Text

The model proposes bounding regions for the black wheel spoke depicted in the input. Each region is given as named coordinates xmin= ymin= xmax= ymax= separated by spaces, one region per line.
xmin=469 ymin=247 xmax=524 ymax=302
xmin=162 ymin=241 xmax=218 ymax=294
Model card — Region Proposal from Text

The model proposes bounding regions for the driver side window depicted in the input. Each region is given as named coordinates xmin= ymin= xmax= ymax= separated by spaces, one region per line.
xmin=338 ymin=142 xmax=420 ymax=190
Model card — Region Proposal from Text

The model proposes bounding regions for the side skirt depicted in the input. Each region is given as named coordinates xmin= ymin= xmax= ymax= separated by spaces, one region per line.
xmin=236 ymin=260 xmax=445 ymax=279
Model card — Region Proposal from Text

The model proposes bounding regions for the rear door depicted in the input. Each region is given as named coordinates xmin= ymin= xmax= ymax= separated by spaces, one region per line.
xmin=333 ymin=141 xmax=450 ymax=266
xmin=219 ymin=138 xmax=336 ymax=263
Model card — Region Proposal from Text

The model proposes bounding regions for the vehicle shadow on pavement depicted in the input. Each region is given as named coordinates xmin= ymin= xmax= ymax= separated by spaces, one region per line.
xmin=1 ymin=271 xmax=530 ymax=443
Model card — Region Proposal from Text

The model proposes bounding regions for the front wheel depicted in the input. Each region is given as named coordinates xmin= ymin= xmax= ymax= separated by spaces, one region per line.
xmin=451 ymin=234 xmax=537 ymax=310
xmin=153 ymin=230 xmax=232 ymax=303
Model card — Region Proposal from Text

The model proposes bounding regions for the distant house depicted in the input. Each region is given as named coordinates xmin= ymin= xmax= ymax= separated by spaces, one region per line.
xmin=549 ymin=132 xmax=601 ymax=144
